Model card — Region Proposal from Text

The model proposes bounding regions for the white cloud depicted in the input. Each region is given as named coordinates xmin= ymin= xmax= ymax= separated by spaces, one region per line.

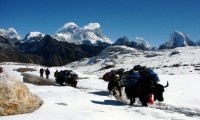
xmin=83 ymin=23 xmax=100 ymax=30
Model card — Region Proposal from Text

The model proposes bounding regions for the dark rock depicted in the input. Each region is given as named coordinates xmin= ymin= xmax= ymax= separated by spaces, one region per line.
xmin=22 ymin=73 xmax=58 ymax=86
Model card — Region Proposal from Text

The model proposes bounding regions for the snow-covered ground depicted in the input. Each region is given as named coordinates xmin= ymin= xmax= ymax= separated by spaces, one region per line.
xmin=1 ymin=46 xmax=200 ymax=120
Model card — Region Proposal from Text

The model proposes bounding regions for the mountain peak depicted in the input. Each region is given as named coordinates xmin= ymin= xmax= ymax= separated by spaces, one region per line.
xmin=7 ymin=28 xmax=18 ymax=33
xmin=54 ymin=22 xmax=112 ymax=45
xmin=0 ymin=28 xmax=21 ymax=41
xmin=63 ymin=22 xmax=79 ymax=29
xmin=27 ymin=32 xmax=44 ymax=38
xmin=113 ymin=36 xmax=129 ymax=46
xmin=23 ymin=32 xmax=45 ymax=43
xmin=57 ymin=22 xmax=79 ymax=34
xmin=135 ymin=37 xmax=152 ymax=48
xmin=172 ymin=30 xmax=189 ymax=38
xmin=159 ymin=30 xmax=196 ymax=50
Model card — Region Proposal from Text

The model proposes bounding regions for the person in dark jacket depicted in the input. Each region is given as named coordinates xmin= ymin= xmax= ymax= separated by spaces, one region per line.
xmin=45 ymin=68 xmax=50 ymax=79
xmin=39 ymin=68 xmax=44 ymax=78
xmin=54 ymin=70 xmax=59 ymax=80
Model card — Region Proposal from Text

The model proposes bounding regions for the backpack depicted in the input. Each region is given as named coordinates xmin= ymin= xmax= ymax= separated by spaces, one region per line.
xmin=103 ymin=72 xmax=111 ymax=81
xmin=119 ymin=73 xmax=127 ymax=87
xmin=110 ymin=72 xmax=116 ymax=81
xmin=144 ymin=68 xmax=160 ymax=83
xmin=126 ymin=71 xmax=140 ymax=86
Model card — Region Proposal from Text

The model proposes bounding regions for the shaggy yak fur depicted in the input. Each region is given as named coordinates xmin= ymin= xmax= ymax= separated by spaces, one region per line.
xmin=56 ymin=73 xmax=78 ymax=87
xmin=125 ymin=81 xmax=169 ymax=106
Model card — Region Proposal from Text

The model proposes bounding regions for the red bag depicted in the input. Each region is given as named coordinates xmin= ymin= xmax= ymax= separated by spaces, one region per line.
xmin=148 ymin=94 xmax=154 ymax=104
xmin=103 ymin=72 xmax=111 ymax=81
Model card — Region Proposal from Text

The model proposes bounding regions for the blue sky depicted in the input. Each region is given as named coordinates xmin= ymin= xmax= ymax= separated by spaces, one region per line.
xmin=0 ymin=0 xmax=200 ymax=47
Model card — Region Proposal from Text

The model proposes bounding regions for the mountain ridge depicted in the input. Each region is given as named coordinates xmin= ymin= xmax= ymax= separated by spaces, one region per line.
xmin=18 ymin=35 xmax=107 ymax=66
xmin=1 ymin=23 xmax=199 ymax=49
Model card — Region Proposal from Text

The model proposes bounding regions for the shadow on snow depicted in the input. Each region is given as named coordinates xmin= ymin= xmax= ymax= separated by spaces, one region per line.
xmin=91 ymin=100 xmax=126 ymax=106
xmin=89 ymin=91 xmax=110 ymax=96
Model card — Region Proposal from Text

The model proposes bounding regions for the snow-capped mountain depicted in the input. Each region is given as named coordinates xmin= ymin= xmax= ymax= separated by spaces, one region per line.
xmin=159 ymin=31 xmax=196 ymax=50
xmin=0 ymin=32 xmax=42 ymax=63
xmin=113 ymin=36 xmax=130 ymax=46
xmin=0 ymin=33 xmax=15 ymax=47
xmin=113 ymin=36 xmax=152 ymax=50
xmin=135 ymin=37 xmax=152 ymax=50
xmin=22 ymin=32 xmax=45 ymax=43
xmin=0 ymin=28 xmax=21 ymax=42
xmin=53 ymin=22 xmax=112 ymax=45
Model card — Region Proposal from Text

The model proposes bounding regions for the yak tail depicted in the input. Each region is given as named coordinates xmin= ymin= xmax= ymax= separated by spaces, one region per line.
xmin=164 ymin=81 xmax=169 ymax=88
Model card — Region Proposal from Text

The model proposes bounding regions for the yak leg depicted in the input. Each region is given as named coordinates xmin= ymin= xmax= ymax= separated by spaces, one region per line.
xmin=130 ymin=98 xmax=133 ymax=105
xmin=130 ymin=96 xmax=136 ymax=105
xmin=139 ymin=94 xmax=148 ymax=107
xmin=73 ymin=79 xmax=77 ymax=87
xmin=117 ymin=84 xmax=122 ymax=97
xmin=118 ymin=88 xmax=122 ymax=97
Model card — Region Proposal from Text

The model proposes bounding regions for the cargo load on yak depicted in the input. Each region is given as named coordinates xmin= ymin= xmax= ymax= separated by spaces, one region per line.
xmin=103 ymin=72 xmax=111 ymax=81
xmin=140 ymin=67 xmax=160 ymax=84
xmin=102 ymin=68 xmax=125 ymax=81
xmin=126 ymin=70 xmax=140 ymax=87
xmin=132 ymin=65 xmax=160 ymax=84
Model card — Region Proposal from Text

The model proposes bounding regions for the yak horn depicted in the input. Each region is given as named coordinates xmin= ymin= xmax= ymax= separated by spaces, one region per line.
xmin=164 ymin=81 xmax=169 ymax=88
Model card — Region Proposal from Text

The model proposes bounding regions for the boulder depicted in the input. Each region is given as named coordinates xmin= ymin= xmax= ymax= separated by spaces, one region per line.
xmin=15 ymin=68 xmax=37 ymax=73
xmin=22 ymin=73 xmax=58 ymax=86
xmin=0 ymin=75 xmax=42 ymax=116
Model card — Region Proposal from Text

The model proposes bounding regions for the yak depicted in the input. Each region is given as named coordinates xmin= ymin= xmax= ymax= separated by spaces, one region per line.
xmin=56 ymin=70 xmax=78 ymax=87
xmin=125 ymin=81 xmax=169 ymax=106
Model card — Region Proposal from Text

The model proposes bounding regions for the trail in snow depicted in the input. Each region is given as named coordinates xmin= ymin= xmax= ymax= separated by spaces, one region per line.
xmin=77 ymin=85 xmax=200 ymax=118
xmin=155 ymin=102 xmax=200 ymax=118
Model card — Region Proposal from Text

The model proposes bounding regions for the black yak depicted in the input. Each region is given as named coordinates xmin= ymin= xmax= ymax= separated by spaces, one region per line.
xmin=56 ymin=70 xmax=78 ymax=87
xmin=125 ymin=81 xmax=169 ymax=106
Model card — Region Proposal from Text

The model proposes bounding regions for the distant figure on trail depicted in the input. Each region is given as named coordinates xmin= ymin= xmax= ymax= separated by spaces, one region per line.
xmin=54 ymin=70 xmax=59 ymax=80
xmin=45 ymin=68 xmax=50 ymax=79
xmin=39 ymin=68 xmax=44 ymax=78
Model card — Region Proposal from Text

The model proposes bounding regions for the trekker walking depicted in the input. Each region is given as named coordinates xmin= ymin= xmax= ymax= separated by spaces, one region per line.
xmin=54 ymin=70 xmax=59 ymax=80
xmin=45 ymin=68 xmax=50 ymax=79
xmin=39 ymin=68 xmax=44 ymax=78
